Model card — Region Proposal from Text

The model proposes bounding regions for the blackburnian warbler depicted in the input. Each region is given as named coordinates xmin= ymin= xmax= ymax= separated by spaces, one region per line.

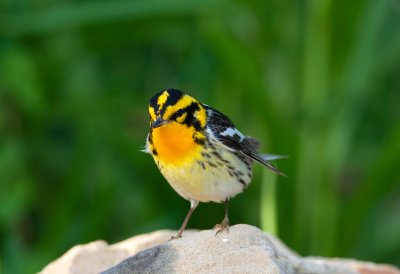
xmin=145 ymin=89 xmax=285 ymax=239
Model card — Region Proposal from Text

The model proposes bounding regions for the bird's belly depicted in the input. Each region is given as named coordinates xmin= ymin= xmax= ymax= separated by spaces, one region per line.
xmin=157 ymin=150 xmax=252 ymax=203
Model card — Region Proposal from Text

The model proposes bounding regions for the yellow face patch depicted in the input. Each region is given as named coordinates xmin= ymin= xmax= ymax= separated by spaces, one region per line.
xmin=195 ymin=106 xmax=206 ymax=128
xmin=151 ymin=122 xmax=203 ymax=166
xmin=176 ymin=112 xmax=187 ymax=123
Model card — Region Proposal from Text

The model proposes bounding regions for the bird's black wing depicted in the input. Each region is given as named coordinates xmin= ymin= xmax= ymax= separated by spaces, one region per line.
xmin=204 ymin=105 xmax=286 ymax=176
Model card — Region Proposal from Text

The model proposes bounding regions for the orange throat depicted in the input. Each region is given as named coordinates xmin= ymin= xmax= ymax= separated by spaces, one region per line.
xmin=151 ymin=123 xmax=202 ymax=166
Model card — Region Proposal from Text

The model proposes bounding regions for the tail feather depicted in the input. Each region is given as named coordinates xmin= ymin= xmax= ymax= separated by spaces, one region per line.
xmin=261 ymin=154 xmax=288 ymax=177
xmin=261 ymin=160 xmax=288 ymax=177
xmin=261 ymin=154 xmax=288 ymax=161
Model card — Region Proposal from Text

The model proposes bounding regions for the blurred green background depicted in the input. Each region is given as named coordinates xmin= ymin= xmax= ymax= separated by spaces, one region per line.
xmin=1 ymin=0 xmax=400 ymax=273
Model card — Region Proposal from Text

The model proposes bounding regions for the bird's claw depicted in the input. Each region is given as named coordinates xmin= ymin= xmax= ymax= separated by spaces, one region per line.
xmin=214 ymin=218 xmax=229 ymax=236
xmin=168 ymin=234 xmax=182 ymax=241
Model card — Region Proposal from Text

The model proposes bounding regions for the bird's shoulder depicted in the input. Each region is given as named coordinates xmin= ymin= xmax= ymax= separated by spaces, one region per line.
xmin=203 ymin=105 xmax=256 ymax=152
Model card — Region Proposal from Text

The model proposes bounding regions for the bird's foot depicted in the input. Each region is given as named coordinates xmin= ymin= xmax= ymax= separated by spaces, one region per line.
xmin=214 ymin=218 xmax=229 ymax=235
xmin=168 ymin=234 xmax=182 ymax=241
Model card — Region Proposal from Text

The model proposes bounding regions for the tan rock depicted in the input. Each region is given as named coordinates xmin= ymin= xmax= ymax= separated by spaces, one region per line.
xmin=40 ymin=224 xmax=400 ymax=274
xmin=40 ymin=230 xmax=176 ymax=274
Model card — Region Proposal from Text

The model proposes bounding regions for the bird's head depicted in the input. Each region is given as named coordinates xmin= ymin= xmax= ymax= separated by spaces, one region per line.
xmin=148 ymin=89 xmax=206 ymax=130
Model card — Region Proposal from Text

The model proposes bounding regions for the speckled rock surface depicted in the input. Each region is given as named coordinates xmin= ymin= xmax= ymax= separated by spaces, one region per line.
xmin=40 ymin=230 xmax=177 ymax=274
xmin=40 ymin=224 xmax=400 ymax=274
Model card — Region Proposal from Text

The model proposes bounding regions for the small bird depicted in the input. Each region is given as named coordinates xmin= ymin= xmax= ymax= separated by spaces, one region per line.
xmin=145 ymin=89 xmax=285 ymax=239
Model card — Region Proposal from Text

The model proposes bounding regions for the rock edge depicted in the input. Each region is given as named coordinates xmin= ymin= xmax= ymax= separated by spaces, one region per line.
xmin=40 ymin=224 xmax=400 ymax=274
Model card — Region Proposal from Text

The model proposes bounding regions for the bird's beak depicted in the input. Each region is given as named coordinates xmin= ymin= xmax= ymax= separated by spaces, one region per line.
xmin=152 ymin=117 xmax=169 ymax=128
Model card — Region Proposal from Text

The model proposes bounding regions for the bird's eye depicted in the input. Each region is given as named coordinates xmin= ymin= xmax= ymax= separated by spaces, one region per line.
xmin=175 ymin=109 xmax=185 ymax=117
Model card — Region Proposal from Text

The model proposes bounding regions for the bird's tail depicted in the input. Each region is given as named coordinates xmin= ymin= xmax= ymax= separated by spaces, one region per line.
xmin=261 ymin=154 xmax=288 ymax=161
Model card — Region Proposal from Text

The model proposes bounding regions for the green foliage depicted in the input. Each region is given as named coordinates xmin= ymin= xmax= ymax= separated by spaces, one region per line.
xmin=1 ymin=0 xmax=399 ymax=273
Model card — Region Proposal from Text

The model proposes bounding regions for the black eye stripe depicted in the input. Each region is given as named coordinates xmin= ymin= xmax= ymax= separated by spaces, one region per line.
xmin=169 ymin=102 xmax=200 ymax=120
xmin=169 ymin=109 xmax=185 ymax=120
xmin=185 ymin=102 xmax=200 ymax=117
xmin=176 ymin=109 xmax=185 ymax=117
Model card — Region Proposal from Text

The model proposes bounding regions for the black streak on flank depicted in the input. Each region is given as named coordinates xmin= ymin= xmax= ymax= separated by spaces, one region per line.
xmin=152 ymin=149 xmax=158 ymax=156
xmin=198 ymin=161 xmax=206 ymax=170
xmin=211 ymin=150 xmax=223 ymax=161
xmin=211 ymin=150 xmax=231 ymax=164
xmin=193 ymin=133 xmax=205 ymax=145
xmin=194 ymin=137 xmax=205 ymax=145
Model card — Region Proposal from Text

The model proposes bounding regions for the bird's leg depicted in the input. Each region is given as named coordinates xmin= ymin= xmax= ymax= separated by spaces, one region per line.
xmin=214 ymin=199 xmax=230 ymax=235
xmin=170 ymin=199 xmax=199 ymax=240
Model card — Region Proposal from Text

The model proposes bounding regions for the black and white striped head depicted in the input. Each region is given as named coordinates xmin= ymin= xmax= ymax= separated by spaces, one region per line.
xmin=148 ymin=89 xmax=206 ymax=131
